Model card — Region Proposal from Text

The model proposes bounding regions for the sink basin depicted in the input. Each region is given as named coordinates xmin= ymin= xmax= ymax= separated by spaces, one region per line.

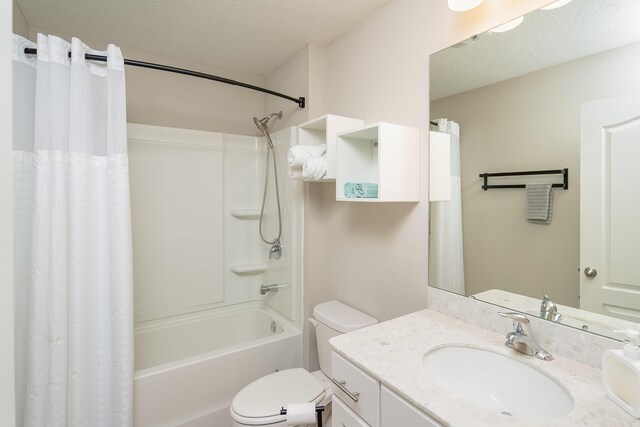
xmin=422 ymin=345 xmax=573 ymax=420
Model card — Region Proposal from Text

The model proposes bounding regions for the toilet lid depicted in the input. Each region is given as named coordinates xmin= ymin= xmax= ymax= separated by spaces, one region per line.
xmin=232 ymin=368 xmax=325 ymax=419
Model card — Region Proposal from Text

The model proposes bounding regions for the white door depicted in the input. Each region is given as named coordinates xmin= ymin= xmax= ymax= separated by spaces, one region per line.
xmin=580 ymin=96 xmax=640 ymax=321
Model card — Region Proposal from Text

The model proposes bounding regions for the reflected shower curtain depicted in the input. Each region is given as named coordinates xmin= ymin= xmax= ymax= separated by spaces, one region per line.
xmin=429 ymin=119 xmax=465 ymax=294
xmin=13 ymin=34 xmax=133 ymax=426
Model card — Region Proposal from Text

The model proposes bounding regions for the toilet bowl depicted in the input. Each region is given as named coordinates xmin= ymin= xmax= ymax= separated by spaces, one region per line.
xmin=230 ymin=301 xmax=377 ymax=426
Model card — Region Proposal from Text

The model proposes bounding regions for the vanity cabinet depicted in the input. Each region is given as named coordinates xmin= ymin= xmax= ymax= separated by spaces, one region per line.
xmin=333 ymin=395 xmax=371 ymax=427
xmin=380 ymin=386 xmax=442 ymax=427
xmin=332 ymin=352 xmax=380 ymax=426
xmin=331 ymin=352 xmax=443 ymax=427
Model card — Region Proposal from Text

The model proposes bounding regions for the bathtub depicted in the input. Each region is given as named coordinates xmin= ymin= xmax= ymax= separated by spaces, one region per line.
xmin=133 ymin=302 xmax=302 ymax=427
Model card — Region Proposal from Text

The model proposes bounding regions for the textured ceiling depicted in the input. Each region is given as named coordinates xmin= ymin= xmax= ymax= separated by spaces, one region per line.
xmin=16 ymin=0 xmax=392 ymax=76
xmin=431 ymin=0 xmax=640 ymax=100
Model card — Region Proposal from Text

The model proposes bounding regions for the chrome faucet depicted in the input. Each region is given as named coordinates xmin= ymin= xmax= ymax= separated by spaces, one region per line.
xmin=540 ymin=294 xmax=562 ymax=322
xmin=499 ymin=312 xmax=553 ymax=361
xmin=260 ymin=283 xmax=285 ymax=295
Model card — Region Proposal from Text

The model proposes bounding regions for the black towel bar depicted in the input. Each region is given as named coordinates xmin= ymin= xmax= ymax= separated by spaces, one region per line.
xmin=479 ymin=168 xmax=568 ymax=191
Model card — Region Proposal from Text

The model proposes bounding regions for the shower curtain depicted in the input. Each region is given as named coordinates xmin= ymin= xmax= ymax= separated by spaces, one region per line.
xmin=429 ymin=118 xmax=465 ymax=295
xmin=13 ymin=34 xmax=133 ymax=427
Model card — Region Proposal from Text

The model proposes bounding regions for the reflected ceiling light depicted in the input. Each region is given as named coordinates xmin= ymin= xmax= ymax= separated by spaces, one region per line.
xmin=489 ymin=16 xmax=524 ymax=33
xmin=448 ymin=0 xmax=484 ymax=12
xmin=541 ymin=0 xmax=573 ymax=10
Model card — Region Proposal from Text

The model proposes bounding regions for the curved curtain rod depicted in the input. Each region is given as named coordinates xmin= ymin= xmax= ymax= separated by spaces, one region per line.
xmin=23 ymin=47 xmax=306 ymax=108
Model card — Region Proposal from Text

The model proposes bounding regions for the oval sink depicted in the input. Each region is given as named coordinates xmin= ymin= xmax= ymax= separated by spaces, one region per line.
xmin=422 ymin=345 xmax=573 ymax=420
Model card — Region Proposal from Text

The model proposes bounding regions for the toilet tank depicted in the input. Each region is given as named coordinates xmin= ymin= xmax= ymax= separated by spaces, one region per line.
xmin=312 ymin=301 xmax=377 ymax=378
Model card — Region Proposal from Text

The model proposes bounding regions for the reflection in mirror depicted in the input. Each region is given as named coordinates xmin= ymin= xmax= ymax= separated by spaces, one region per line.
xmin=428 ymin=0 xmax=640 ymax=340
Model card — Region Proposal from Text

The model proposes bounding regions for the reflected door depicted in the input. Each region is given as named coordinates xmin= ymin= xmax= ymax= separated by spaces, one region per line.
xmin=580 ymin=96 xmax=640 ymax=321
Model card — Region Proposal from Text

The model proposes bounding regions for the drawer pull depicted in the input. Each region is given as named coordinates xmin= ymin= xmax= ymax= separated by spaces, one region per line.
xmin=331 ymin=377 xmax=360 ymax=402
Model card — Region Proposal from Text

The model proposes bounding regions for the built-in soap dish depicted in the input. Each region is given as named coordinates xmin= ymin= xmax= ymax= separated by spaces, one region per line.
xmin=230 ymin=209 xmax=261 ymax=219
xmin=230 ymin=263 xmax=267 ymax=275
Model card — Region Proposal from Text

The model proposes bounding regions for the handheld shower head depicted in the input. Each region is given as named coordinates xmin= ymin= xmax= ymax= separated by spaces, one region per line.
xmin=253 ymin=111 xmax=283 ymax=149
xmin=253 ymin=111 xmax=283 ymax=135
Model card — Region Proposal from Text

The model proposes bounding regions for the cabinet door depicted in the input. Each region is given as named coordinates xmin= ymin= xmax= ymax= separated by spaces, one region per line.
xmin=333 ymin=395 xmax=370 ymax=427
xmin=380 ymin=385 xmax=442 ymax=427
xmin=331 ymin=352 xmax=380 ymax=426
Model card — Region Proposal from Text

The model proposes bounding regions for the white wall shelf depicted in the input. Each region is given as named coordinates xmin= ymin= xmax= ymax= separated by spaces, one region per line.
xmin=297 ymin=114 xmax=364 ymax=181
xmin=336 ymin=122 xmax=420 ymax=202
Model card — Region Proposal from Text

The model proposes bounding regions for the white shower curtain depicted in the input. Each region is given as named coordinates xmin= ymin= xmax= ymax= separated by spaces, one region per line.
xmin=429 ymin=118 xmax=465 ymax=295
xmin=13 ymin=34 xmax=133 ymax=427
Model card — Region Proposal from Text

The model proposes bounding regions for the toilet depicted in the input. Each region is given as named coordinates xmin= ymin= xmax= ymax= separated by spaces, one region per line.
xmin=230 ymin=301 xmax=377 ymax=426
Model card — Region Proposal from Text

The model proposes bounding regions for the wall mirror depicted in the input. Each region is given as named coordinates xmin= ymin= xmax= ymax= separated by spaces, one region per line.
xmin=429 ymin=0 xmax=640 ymax=340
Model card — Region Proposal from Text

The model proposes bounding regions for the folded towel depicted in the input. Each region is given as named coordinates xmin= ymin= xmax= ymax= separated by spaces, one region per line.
xmin=287 ymin=144 xmax=326 ymax=168
xmin=526 ymin=183 xmax=553 ymax=224
xmin=344 ymin=182 xmax=378 ymax=198
xmin=302 ymin=156 xmax=327 ymax=180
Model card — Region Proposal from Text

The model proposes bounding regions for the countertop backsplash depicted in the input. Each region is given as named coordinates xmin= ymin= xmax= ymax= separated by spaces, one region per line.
xmin=428 ymin=287 xmax=621 ymax=369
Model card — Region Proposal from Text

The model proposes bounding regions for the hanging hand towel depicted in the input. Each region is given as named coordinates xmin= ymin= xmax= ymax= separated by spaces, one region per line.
xmin=344 ymin=182 xmax=378 ymax=198
xmin=526 ymin=183 xmax=553 ymax=224
xmin=287 ymin=144 xmax=326 ymax=168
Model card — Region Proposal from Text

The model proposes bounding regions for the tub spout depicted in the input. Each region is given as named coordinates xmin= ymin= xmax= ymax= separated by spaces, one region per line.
xmin=260 ymin=283 xmax=285 ymax=295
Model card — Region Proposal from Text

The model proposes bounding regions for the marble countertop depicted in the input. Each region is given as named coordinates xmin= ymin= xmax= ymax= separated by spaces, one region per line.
xmin=330 ymin=309 xmax=636 ymax=426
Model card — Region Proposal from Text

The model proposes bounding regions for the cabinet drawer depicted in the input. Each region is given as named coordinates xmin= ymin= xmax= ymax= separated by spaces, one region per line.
xmin=380 ymin=385 xmax=442 ymax=427
xmin=333 ymin=395 xmax=370 ymax=427
xmin=331 ymin=352 xmax=380 ymax=427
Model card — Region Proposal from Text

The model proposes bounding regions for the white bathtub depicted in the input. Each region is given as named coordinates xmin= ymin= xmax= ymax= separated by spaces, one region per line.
xmin=133 ymin=303 xmax=302 ymax=427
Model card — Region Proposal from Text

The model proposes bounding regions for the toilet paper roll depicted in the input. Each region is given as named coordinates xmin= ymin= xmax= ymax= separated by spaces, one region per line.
xmin=285 ymin=402 xmax=316 ymax=425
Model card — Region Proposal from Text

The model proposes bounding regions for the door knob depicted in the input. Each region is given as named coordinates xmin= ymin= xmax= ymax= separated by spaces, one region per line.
xmin=584 ymin=267 xmax=598 ymax=278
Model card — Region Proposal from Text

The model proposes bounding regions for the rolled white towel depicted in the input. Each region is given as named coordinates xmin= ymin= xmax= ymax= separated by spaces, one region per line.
xmin=288 ymin=165 xmax=304 ymax=180
xmin=287 ymin=144 xmax=326 ymax=168
xmin=302 ymin=156 xmax=327 ymax=180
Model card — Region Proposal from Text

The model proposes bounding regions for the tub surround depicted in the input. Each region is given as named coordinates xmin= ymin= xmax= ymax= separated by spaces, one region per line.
xmin=330 ymin=309 xmax=635 ymax=426
xmin=133 ymin=303 xmax=301 ymax=427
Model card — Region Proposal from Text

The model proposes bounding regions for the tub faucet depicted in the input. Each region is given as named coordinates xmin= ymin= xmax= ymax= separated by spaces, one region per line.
xmin=260 ymin=283 xmax=284 ymax=295
xmin=499 ymin=312 xmax=553 ymax=361
xmin=540 ymin=294 xmax=562 ymax=322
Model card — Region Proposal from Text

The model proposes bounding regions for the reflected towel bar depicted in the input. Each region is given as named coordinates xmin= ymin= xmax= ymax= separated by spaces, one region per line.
xmin=480 ymin=168 xmax=568 ymax=191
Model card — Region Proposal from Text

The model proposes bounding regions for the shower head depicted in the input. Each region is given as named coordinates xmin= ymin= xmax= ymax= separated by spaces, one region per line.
xmin=253 ymin=111 xmax=283 ymax=135
xmin=253 ymin=111 xmax=283 ymax=149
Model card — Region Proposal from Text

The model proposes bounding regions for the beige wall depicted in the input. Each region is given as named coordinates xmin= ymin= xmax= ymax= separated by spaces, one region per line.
xmin=12 ymin=0 xmax=28 ymax=38
xmin=264 ymin=45 xmax=309 ymax=132
xmin=10 ymin=0 xmax=560 ymax=376
xmin=120 ymin=45 xmax=265 ymax=136
xmin=431 ymin=41 xmax=640 ymax=307
xmin=2 ymin=1 xmax=15 ymax=425
xmin=300 ymin=0 xmax=553 ymax=370
xmin=26 ymin=26 xmax=266 ymax=136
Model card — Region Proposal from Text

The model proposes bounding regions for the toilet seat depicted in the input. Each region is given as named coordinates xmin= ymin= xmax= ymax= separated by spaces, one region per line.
xmin=231 ymin=368 xmax=325 ymax=426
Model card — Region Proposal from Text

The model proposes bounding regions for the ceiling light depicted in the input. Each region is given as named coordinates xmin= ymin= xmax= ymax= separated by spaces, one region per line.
xmin=541 ymin=0 xmax=573 ymax=10
xmin=489 ymin=16 xmax=524 ymax=33
xmin=448 ymin=0 xmax=484 ymax=12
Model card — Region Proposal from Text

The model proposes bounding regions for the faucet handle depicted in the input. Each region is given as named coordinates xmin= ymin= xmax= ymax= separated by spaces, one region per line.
xmin=498 ymin=312 xmax=530 ymax=324
xmin=499 ymin=312 xmax=531 ymax=334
